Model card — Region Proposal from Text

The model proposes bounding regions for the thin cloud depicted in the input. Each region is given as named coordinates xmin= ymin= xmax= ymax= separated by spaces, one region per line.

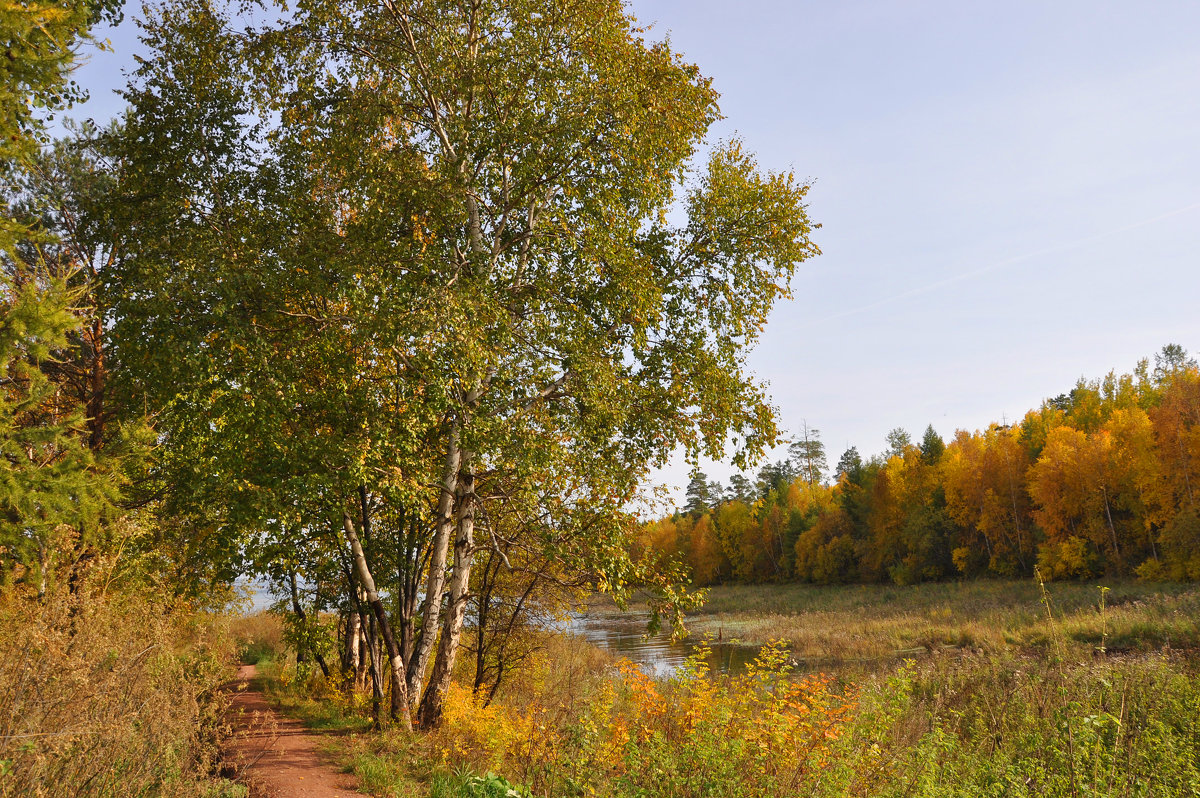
xmin=810 ymin=200 xmax=1200 ymax=326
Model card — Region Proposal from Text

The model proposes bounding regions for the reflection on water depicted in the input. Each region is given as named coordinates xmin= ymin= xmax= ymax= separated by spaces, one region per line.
xmin=563 ymin=613 xmax=760 ymax=678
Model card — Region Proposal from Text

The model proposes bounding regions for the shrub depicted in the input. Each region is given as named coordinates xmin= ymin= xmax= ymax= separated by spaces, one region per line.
xmin=427 ymin=639 xmax=855 ymax=798
xmin=1038 ymin=536 xmax=1102 ymax=580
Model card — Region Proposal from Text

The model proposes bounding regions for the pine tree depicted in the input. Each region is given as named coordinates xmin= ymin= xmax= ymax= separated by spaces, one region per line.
xmin=919 ymin=424 xmax=945 ymax=465
xmin=685 ymin=472 xmax=714 ymax=515
xmin=0 ymin=271 xmax=118 ymax=591
xmin=835 ymin=447 xmax=864 ymax=482
xmin=789 ymin=421 xmax=828 ymax=488
xmin=0 ymin=0 xmax=125 ymax=591
xmin=726 ymin=474 xmax=754 ymax=503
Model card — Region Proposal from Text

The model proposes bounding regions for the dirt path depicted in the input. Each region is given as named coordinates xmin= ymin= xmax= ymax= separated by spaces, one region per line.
xmin=224 ymin=664 xmax=368 ymax=798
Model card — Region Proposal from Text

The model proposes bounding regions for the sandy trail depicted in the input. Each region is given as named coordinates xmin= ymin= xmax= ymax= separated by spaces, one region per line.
xmin=225 ymin=664 xmax=368 ymax=798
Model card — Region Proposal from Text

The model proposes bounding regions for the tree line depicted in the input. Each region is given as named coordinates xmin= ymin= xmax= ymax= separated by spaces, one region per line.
xmin=639 ymin=345 xmax=1200 ymax=586
xmin=1 ymin=0 xmax=818 ymax=732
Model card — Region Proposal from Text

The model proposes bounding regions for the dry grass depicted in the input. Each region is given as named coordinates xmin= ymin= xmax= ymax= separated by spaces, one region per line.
xmin=702 ymin=582 xmax=1199 ymax=665
xmin=590 ymin=580 xmax=1200 ymax=668
xmin=0 ymin=578 xmax=243 ymax=798
xmin=229 ymin=610 xmax=286 ymax=664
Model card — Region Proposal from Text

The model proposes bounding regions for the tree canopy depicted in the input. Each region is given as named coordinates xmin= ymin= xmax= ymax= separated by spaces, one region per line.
xmin=641 ymin=346 xmax=1200 ymax=588
xmin=95 ymin=0 xmax=819 ymax=726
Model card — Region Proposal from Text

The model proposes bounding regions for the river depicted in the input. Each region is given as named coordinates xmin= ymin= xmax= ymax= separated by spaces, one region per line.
xmin=241 ymin=579 xmax=761 ymax=677
xmin=563 ymin=611 xmax=761 ymax=678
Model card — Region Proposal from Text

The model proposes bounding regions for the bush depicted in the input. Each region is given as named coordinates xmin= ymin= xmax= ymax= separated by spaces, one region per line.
xmin=424 ymin=639 xmax=854 ymax=798
xmin=463 ymin=773 xmax=532 ymax=798
xmin=1038 ymin=536 xmax=1102 ymax=580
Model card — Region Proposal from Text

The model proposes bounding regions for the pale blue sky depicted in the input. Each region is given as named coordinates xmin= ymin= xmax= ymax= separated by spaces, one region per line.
xmin=68 ymin=2 xmax=1200 ymax=503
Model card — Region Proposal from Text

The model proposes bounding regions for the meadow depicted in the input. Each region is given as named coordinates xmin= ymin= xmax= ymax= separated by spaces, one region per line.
xmin=672 ymin=579 xmax=1200 ymax=664
xmin=248 ymin=578 xmax=1200 ymax=798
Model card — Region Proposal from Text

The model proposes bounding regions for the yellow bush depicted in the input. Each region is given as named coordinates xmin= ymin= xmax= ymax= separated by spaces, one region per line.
xmin=440 ymin=682 xmax=564 ymax=780
xmin=1037 ymin=536 xmax=1100 ymax=580
xmin=417 ymin=635 xmax=857 ymax=797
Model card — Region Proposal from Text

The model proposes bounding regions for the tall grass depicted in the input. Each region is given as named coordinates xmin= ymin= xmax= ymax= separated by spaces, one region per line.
xmin=0 ymin=578 xmax=244 ymax=797
xmin=256 ymin=581 xmax=1200 ymax=797
xmin=229 ymin=611 xmax=285 ymax=665
xmin=827 ymin=653 xmax=1200 ymax=797
xmin=641 ymin=580 xmax=1200 ymax=664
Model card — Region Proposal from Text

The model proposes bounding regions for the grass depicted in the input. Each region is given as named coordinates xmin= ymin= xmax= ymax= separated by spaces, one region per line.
xmin=229 ymin=611 xmax=285 ymax=665
xmin=0 ymin=578 xmax=246 ymax=798
xmin=584 ymin=579 xmax=1200 ymax=667
xmin=342 ymin=746 xmax=420 ymax=796
xmin=254 ymin=656 xmax=374 ymax=734
xmin=824 ymin=651 xmax=1200 ymax=797
xmin=251 ymin=579 xmax=1200 ymax=797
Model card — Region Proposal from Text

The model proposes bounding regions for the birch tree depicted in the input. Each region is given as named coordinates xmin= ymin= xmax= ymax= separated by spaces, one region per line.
xmin=109 ymin=0 xmax=819 ymax=727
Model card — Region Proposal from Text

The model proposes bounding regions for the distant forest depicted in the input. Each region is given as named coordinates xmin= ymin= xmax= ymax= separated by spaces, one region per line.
xmin=639 ymin=345 xmax=1200 ymax=585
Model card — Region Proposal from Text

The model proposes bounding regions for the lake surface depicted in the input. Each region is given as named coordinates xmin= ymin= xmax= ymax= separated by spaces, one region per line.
xmin=563 ymin=612 xmax=761 ymax=678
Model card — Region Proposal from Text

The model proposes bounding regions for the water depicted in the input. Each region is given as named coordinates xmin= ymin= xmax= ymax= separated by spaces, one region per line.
xmin=236 ymin=578 xmax=762 ymax=677
xmin=564 ymin=612 xmax=761 ymax=678
xmin=234 ymin=578 xmax=276 ymax=613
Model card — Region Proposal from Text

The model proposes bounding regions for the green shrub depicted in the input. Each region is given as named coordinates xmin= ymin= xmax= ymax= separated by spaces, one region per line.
xmin=463 ymin=773 xmax=533 ymax=798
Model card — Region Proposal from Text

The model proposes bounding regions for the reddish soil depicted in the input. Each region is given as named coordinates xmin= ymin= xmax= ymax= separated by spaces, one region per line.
xmin=224 ymin=664 xmax=368 ymax=798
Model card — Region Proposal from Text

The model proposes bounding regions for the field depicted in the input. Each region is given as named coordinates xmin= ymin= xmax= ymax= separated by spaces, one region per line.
xmin=678 ymin=579 xmax=1200 ymax=663
xmin=253 ymin=578 xmax=1200 ymax=798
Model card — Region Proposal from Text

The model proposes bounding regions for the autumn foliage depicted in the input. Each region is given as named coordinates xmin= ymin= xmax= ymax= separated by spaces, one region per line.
xmin=429 ymin=639 xmax=855 ymax=797
xmin=642 ymin=348 xmax=1200 ymax=583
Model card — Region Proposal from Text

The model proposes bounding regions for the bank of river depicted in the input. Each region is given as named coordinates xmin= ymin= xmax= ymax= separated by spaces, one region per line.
xmin=565 ymin=581 xmax=1200 ymax=680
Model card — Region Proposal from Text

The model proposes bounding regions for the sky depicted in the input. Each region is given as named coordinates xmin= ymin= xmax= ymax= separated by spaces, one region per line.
xmin=67 ymin=1 xmax=1200 ymax=506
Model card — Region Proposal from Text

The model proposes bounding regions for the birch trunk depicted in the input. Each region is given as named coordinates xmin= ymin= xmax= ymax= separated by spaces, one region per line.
xmin=355 ymin=585 xmax=370 ymax=693
xmin=341 ymin=509 xmax=412 ymax=729
xmin=406 ymin=422 xmax=461 ymax=706
xmin=417 ymin=461 xmax=476 ymax=727
xmin=346 ymin=605 xmax=362 ymax=690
